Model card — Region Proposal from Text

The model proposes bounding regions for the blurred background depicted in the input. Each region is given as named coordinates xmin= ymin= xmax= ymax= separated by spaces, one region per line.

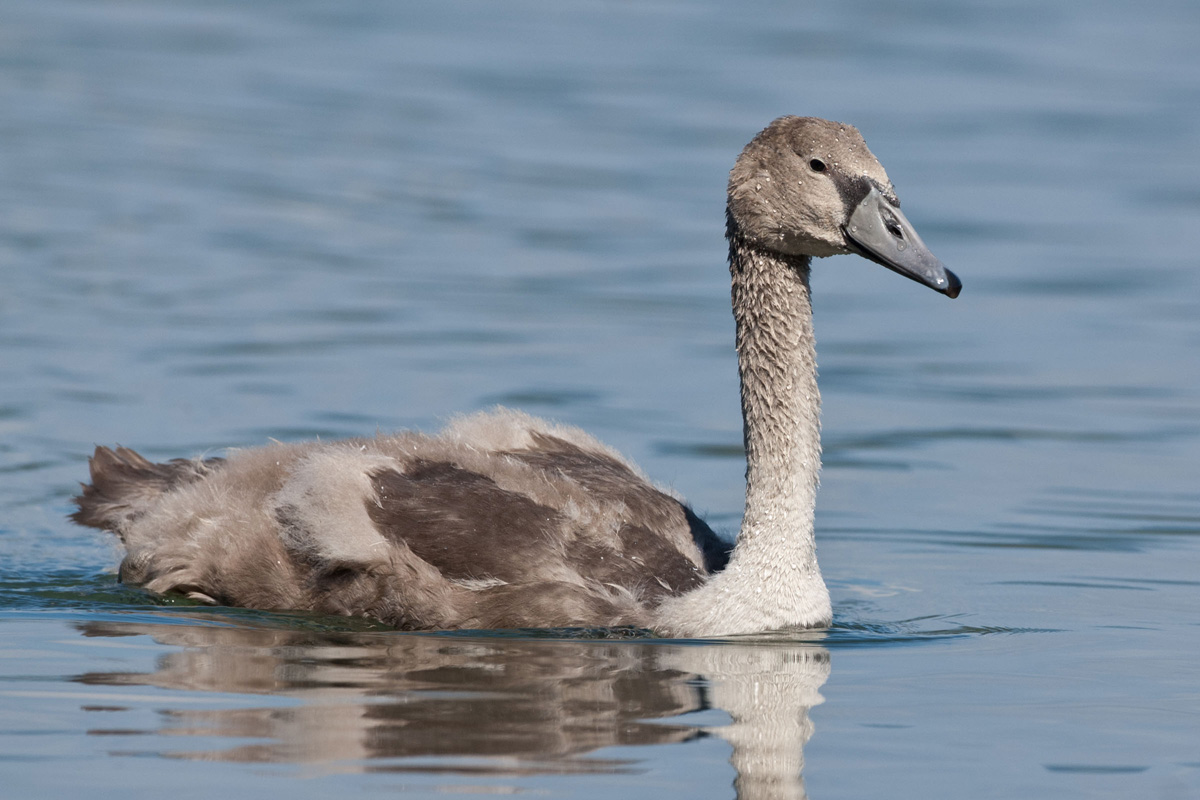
xmin=1 ymin=1 xmax=1198 ymax=798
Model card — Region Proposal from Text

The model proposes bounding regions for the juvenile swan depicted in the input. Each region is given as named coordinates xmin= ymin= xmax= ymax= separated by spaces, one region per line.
xmin=72 ymin=117 xmax=960 ymax=637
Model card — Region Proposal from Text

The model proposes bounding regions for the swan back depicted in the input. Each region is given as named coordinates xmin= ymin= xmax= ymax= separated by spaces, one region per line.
xmin=75 ymin=409 xmax=728 ymax=630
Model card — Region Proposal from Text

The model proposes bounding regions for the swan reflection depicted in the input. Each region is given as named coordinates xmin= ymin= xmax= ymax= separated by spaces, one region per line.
xmin=73 ymin=617 xmax=829 ymax=798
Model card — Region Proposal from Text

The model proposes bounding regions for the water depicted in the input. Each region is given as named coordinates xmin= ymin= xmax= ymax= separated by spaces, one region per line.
xmin=2 ymin=0 xmax=1199 ymax=797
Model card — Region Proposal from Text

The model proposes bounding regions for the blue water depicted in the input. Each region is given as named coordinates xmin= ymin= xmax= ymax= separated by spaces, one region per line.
xmin=2 ymin=1 xmax=1199 ymax=798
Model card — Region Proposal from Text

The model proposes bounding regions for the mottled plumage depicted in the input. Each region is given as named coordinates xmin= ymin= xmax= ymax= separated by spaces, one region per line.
xmin=74 ymin=411 xmax=724 ymax=630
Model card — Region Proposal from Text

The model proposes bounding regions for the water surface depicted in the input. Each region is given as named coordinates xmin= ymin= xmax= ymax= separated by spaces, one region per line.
xmin=2 ymin=1 xmax=1199 ymax=798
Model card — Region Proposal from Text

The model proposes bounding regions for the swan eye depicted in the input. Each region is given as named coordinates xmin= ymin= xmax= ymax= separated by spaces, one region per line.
xmin=809 ymin=159 xmax=826 ymax=173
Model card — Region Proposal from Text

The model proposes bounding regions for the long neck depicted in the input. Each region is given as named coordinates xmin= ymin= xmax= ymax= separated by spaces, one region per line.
xmin=728 ymin=232 xmax=823 ymax=575
xmin=653 ymin=228 xmax=831 ymax=636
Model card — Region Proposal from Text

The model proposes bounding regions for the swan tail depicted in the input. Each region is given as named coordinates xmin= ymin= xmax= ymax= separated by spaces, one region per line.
xmin=71 ymin=446 xmax=223 ymax=538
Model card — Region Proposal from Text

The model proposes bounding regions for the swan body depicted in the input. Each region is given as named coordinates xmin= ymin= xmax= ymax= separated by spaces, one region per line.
xmin=72 ymin=116 xmax=960 ymax=637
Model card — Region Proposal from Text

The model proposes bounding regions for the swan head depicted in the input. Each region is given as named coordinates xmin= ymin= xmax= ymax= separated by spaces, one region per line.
xmin=728 ymin=116 xmax=960 ymax=298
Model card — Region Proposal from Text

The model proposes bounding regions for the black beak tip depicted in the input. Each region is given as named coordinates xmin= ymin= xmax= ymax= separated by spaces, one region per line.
xmin=939 ymin=267 xmax=962 ymax=299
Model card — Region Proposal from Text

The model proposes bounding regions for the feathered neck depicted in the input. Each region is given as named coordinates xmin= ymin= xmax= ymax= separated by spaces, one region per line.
xmin=653 ymin=226 xmax=831 ymax=636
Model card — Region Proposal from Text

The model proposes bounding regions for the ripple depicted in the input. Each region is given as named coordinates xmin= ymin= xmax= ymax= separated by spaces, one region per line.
xmin=998 ymin=487 xmax=1200 ymax=551
xmin=55 ymin=388 xmax=128 ymax=405
xmin=1043 ymin=764 xmax=1149 ymax=774
xmin=151 ymin=329 xmax=525 ymax=366
xmin=830 ymin=487 xmax=1200 ymax=552
xmin=653 ymin=440 xmax=743 ymax=459
xmin=0 ymin=570 xmax=1057 ymax=647
xmin=480 ymin=389 xmax=602 ymax=409
xmin=0 ymin=459 xmax=59 ymax=475
xmin=231 ymin=425 xmax=368 ymax=442
xmin=0 ymin=405 xmax=28 ymax=420
xmin=824 ymin=614 xmax=1057 ymax=647
xmin=0 ymin=571 xmax=151 ymax=613
xmin=996 ymin=579 xmax=1152 ymax=591
xmin=827 ymin=426 xmax=1151 ymax=453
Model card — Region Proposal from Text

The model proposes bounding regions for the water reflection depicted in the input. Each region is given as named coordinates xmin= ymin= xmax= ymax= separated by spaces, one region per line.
xmin=72 ymin=618 xmax=829 ymax=798
xmin=660 ymin=644 xmax=829 ymax=800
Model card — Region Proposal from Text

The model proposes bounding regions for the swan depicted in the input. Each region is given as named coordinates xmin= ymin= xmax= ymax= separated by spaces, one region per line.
xmin=72 ymin=116 xmax=960 ymax=637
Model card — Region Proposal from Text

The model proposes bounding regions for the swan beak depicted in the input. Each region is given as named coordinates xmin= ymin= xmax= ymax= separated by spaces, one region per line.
xmin=844 ymin=186 xmax=961 ymax=298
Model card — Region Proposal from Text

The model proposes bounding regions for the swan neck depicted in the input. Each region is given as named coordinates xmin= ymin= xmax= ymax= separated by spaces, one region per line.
xmin=648 ymin=230 xmax=831 ymax=636
xmin=729 ymin=232 xmax=822 ymax=564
